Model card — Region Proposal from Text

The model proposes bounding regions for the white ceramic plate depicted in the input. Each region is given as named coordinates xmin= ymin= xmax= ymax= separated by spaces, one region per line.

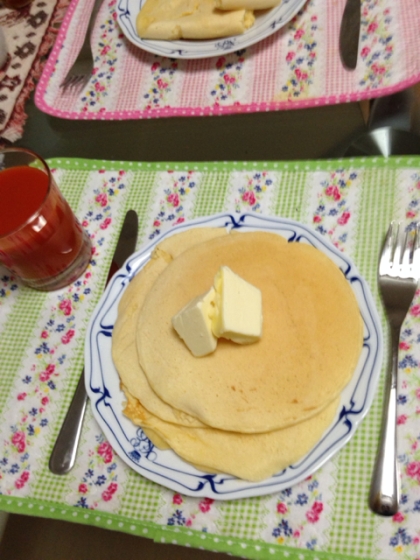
xmin=116 ymin=0 xmax=308 ymax=59
xmin=85 ymin=213 xmax=383 ymax=500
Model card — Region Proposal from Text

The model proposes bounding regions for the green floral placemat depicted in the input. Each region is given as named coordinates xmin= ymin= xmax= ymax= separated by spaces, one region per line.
xmin=0 ymin=157 xmax=419 ymax=560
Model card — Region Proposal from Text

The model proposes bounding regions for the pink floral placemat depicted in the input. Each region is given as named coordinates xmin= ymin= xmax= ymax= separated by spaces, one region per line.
xmin=0 ymin=0 xmax=69 ymax=143
xmin=34 ymin=0 xmax=420 ymax=120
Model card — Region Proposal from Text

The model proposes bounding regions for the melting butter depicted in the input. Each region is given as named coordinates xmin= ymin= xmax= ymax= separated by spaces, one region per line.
xmin=172 ymin=265 xmax=262 ymax=357
xmin=172 ymin=288 xmax=217 ymax=357
xmin=212 ymin=265 xmax=262 ymax=344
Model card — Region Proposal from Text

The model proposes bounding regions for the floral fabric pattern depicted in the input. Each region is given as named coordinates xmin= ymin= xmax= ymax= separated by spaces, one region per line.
xmin=69 ymin=432 xmax=122 ymax=511
xmin=359 ymin=1 xmax=394 ymax=90
xmin=309 ymin=168 xmax=360 ymax=252
xmin=210 ymin=51 xmax=246 ymax=107
xmin=161 ymin=491 xmax=219 ymax=533
xmin=260 ymin=462 xmax=336 ymax=551
xmin=225 ymin=170 xmax=277 ymax=214
xmin=0 ymin=273 xmax=19 ymax=331
xmin=148 ymin=170 xmax=200 ymax=239
xmin=142 ymin=59 xmax=179 ymax=110
xmin=277 ymin=1 xmax=318 ymax=101
xmin=0 ymin=273 xmax=18 ymax=304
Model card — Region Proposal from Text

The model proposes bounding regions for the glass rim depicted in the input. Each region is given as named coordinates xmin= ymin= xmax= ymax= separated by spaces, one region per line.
xmin=0 ymin=147 xmax=53 ymax=240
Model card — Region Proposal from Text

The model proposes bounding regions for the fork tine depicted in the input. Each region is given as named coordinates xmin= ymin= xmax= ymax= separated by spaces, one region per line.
xmin=401 ymin=226 xmax=412 ymax=270
xmin=60 ymin=75 xmax=77 ymax=91
xmin=61 ymin=74 xmax=87 ymax=94
xmin=392 ymin=221 xmax=405 ymax=270
xmin=412 ymin=223 xmax=420 ymax=278
xmin=379 ymin=221 xmax=396 ymax=277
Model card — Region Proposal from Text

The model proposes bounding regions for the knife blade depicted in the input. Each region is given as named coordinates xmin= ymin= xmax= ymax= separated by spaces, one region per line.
xmin=49 ymin=209 xmax=139 ymax=475
xmin=339 ymin=0 xmax=361 ymax=71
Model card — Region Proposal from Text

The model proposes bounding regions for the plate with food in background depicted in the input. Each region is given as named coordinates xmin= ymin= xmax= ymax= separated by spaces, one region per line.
xmin=116 ymin=0 xmax=309 ymax=58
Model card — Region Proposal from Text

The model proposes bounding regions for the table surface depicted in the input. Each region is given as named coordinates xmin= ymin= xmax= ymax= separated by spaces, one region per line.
xmin=3 ymin=1 xmax=420 ymax=556
xmin=16 ymin=92 xmax=368 ymax=161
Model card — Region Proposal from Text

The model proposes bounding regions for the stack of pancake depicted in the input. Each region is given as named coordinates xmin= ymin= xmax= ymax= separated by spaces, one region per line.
xmin=111 ymin=228 xmax=363 ymax=482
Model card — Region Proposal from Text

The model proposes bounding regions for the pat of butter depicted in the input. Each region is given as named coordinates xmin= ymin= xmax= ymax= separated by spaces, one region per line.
xmin=212 ymin=266 xmax=262 ymax=344
xmin=172 ymin=288 xmax=217 ymax=357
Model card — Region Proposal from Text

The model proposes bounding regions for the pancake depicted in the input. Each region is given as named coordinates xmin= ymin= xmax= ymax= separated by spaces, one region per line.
xmin=123 ymin=389 xmax=340 ymax=481
xmin=136 ymin=231 xmax=363 ymax=433
xmin=112 ymin=227 xmax=228 ymax=428
xmin=216 ymin=0 xmax=280 ymax=10
xmin=136 ymin=0 xmax=255 ymax=40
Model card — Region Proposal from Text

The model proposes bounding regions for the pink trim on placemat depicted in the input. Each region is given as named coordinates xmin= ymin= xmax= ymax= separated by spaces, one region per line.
xmin=34 ymin=0 xmax=420 ymax=121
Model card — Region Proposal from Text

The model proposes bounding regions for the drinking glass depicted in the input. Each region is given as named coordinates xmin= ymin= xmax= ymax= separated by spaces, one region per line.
xmin=0 ymin=147 xmax=92 ymax=291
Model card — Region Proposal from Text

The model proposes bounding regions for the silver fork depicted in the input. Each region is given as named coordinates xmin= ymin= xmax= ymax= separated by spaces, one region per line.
xmin=369 ymin=221 xmax=420 ymax=515
xmin=60 ymin=0 xmax=103 ymax=93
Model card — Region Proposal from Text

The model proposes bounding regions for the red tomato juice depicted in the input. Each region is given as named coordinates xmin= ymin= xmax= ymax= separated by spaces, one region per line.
xmin=0 ymin=165 xmax=87 ymax=281
xmin=0 ymin=166 xmax=48 ymax=236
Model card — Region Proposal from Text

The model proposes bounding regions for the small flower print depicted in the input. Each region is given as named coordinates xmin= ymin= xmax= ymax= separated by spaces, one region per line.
xmin=143 ymin=59 xmax=178 ymax=110
xmin=271 ymin=477 xmax=324 ymax=547
xmin=198 ymin=497 xmax=214 ymax=513
xmin=167 ymin=493 xmax=215 ymax=531
xmin=398 ymin=414 xmax=408 ymax=425
xmin=102 ymin=481 xmax=118 ymax=501
xmin=173 ymin=493 xmax=183 ymax=505
xmin=74 ymin=435 xmax=119 ymax=508
xmin=305 ymin=501 xmax=323 ymax=523
xmin=14 ymin=470 xmax=29 ymax=489
xmin=359 ymin=1 xmax=393 ymax=89
xmin=0 ymin=274 xmax=19 ymax=303
xmin=97 ymin=441 xmax=113 ymax=464
xmin=277 ymin=502 xmax=288 ymax=514
xmin=61 ymin=329 xmax=75 ymax=345
xmin=406 ymin=462 xmax=420 ymax=482
xmin=278 ymin=2 xmax=318 ymax=101
xmin=149 ymin=171 xmax=197 ymax=239
xmin=312 ymin=169 xmax=357 ymax=251
xmin=211 ymin=50 xmax=246 ymax=106
xmin=235 ymin=172 xmax=274 ymax=213
xmin=59 ymin=299 xmax=72 ymax=316
xmin=11 ymin=431 xmax=26 ymax=453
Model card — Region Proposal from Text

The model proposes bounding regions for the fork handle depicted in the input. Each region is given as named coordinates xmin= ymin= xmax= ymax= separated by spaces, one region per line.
xmin=369 ymin=324 xmax=400 ymax=515
xmin=77 ymin=0 xmax=103 ymax=59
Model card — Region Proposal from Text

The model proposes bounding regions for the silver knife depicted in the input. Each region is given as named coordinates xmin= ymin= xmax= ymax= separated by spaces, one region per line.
xmin=339 ymin=0 xmax=361 ymax=70
xmin=49 ymin=210 xmax=139 ymax=475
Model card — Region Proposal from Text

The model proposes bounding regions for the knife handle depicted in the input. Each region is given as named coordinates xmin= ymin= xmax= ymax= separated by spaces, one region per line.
xmin=49 ymin=372 xmax=88 ymax=475
xmin=339 ymin=0 xmax=361 ymax=70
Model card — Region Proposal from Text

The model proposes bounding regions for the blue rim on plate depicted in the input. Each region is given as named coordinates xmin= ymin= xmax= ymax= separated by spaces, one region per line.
xmin=116 ymin=0 xmax=308 ymax=59
xmin=85 ymin=213 xmax=383 ymax=500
